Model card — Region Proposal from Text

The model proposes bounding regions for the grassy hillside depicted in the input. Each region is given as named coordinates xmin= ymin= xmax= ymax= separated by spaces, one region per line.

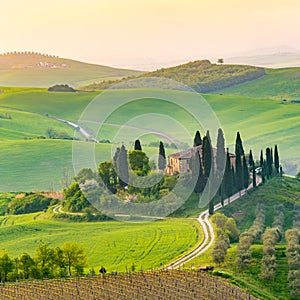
xmin=185 ymin=177 xmax=300 ymax=300
xmin=218 ymin=67 xmax=300 ymax=100
xmin=0 ymin=52 xmax=142 ymax=88
xmin=84 ymin=60 xmax=265 ymax=93
xmin=0 ymin=87 xmax=300 ymax=191
xmin=0 ymin=213 xmax=200 ymax=272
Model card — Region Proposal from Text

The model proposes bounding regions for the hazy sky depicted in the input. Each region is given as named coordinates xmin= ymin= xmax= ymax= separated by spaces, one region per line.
xmin=1 ymin=0 xmax=300 ymax=68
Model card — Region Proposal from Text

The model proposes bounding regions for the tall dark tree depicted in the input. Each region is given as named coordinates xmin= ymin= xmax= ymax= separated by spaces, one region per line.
xmin=266 ymin=147 xmax=272 ymax=178
xmin=190 ymin=150 xmax=204 ymax=193
xmin=193 ymin=130 xmax=202 ymax=147
xmin=216 ymin=128 xmax=226 ymax=176
xmin=117 ymin=145 xmax=129 ymax=188
xmin=158 ymin=141 xmax=166 ymax=171
xmin=235 ymin=132 xmax=244 ymax=156
xmin=252 ymin=162 xmax=257 ymax=188
xmin=134 ymin=139 xmax=142 ymax=151
xmin=202 ymin=130 xmax=213 ymax=178
xmin=235 ymin=132 xmax=243 ymax=191
xmin=274 ymin=145 xmax=279 ymax=174
xmin=262 ymin=160 xmax=266 ymax=184
xmin=224 ymin=151 xmax=233 ymax=200
xmin=249 ymin=150 xmax=254 ymax=167
xmin=209 ymin=198 xmax=214 ymax=215
xmin=260 ymin=150 xmax=264 ymax=167
xmin=243 ymin=155 xmax=249 ymax=189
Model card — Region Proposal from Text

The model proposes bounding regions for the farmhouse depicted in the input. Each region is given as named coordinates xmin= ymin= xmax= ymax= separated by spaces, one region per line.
xmin=166 ymin=145 xmax=235 ymax=175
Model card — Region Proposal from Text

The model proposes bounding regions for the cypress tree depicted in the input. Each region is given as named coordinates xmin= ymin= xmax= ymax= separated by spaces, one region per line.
xmin=224 ymin=151 xmax=233 ymax=199
xmin=209 ymin=198 xmax=214 ymax=215
xmin=118 ymin=145 xmax=129 ymax=188
xmin=249 ymin=150 xmax=254 ymax=167
xmin=262 ymin=160 xmax=266 ymax=183
xmin=266 ymin=147 xmax=272 ymax=178
xmin=235 ymin=132 xmax=243 ymax=191
xmin=260 ymin=150 xmax=264 ymax=167
xmin=193 ymin=130 xmax=202 ymax=147
xmin=158 ymin=141 xmax=166 ymax=171
xmin=134 ymin=139 xmax=142 ymax=151
xmin=235 ymin=132 xmax=244 ymax=156
xmin=252 ymin=162 xmax=257 ymax=188
xmin=190 ymin=150 xmax=204 ymax=193
xmin=243 ymin=155 xmax=249 ymax=189
xmin=202 ymin=130 xmax=213 ymax=178
xmin=216 ymin=128 xmax=226 ymax=176
xmin=274 ymin=145 xmax=279 ymax=174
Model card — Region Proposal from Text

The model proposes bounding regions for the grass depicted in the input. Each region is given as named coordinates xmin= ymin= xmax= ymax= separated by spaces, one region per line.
xmin=219 ymin=67 xmax=300 ymax=100
xmin=0 ymin=213 xmax=201 ymax=273
xmin=0 ymin=53 xmax=142 ymax=88
xmin=0 ymin=87 xmax=300 ymax=191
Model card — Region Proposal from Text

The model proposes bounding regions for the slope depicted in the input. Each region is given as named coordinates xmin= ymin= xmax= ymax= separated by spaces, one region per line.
xmin=0 ymin=52 xmax=142 ymax=88
xmin=218 ymin=67 xmax=300 ymax=100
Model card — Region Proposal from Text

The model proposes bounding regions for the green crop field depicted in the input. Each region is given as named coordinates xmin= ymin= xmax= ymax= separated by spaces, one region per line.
xmin=0 ymin=213 xmax=201 ymax=272
xmin=218 ymin=67 xmax=300 ymax=100
xmin=0 ymin=86 xmax=300 ymax=191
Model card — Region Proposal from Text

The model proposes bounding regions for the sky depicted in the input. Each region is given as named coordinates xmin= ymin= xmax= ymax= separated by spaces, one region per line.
xmin=1 ymin=0 xmax=300 ymax=69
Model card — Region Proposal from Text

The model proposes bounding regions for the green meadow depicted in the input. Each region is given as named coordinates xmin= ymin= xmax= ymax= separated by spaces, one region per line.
xmin=0 ymin=213 xmax=201 ymax=272
xmin=219 ymin=67 xmax=300 ymax=100
xmin=0 ymin=86 xmax=299 ymax=191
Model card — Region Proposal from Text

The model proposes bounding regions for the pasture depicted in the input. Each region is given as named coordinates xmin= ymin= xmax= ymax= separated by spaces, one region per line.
xmin=0 ymin=214 xmax=201 ymax=272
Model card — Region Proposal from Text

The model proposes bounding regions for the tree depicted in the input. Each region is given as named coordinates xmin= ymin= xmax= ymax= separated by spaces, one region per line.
xmin=223 ymin=151 xmax=233 ymax=200
xmin=158 ymin=141 xmax=166 ymax=171
xmin=116 ymin=145 xmax=129 ymax=188
xmin=19 ymin=253 xmax=35 ymax=279
xmin=260 ymin=150 xmax=264 ymax=167
xmin=274 ymin=145 xmax=279 ymax=174
xmin=217 ymin=58 xmax=224 ymax=64
xmin=193 ymin=130 xmax=202 ymax=147
xmin=266 ymin=147 xmax=272 ymax=178
xmin=235 ymin=132 xmax=243 ymax=191
xmin=61 ymin=242 xmax=87 ymax=276
xmin=0 ymin=251 xmax=14 ymax=281
xmin=98 ymin=161 xmax=117 ymax=193
xmin=216 ymin=128 xmax=226 ymax=176
xmin=36 ymin=244 xmax=56 ymax=278
xmin=202 ymin=130 xmax=213 ymax=178
xmin=134 ymin=139 xmax=142 ymax=151
xmin=252 ymin=162 xmax=257 ymax=188
xmin=243 ymin=155 xmax=249 ymax=189
xmin=63 ymin=182 xmax=90 ymax=212
xmin=249 ymin=150 xmax=254 ymax=167
xmin=209 ymin=198 xmax=214 ymax=215
xmin=190 ymin=150 xmax=205 ymax=193
xmin=128 ymin=150 xmax=150 ymax=176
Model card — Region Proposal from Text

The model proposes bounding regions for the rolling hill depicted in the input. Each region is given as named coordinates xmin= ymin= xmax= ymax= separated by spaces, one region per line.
xmin=84 ymin=60 xmax=266 ymax=92
xmin=0 ymin=52 xmax=142 ymax=88
xmin=217 ymin=67 xmax=300 ymax=100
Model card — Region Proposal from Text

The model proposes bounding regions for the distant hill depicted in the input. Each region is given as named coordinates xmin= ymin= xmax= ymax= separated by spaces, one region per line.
xmin=218 ymin=67 xmax=300 ymax=100
xmin=83 ymin=60 xmax=266 ymax=93
xmin=0 ymin=52 xmax=142 ymax=88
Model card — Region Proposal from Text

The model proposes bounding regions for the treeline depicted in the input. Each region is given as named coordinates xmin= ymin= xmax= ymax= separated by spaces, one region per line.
xmin=7 ymin=194 xmax=59 ymax=215
xmin=0 ymin=242 xmax=87 ymax=282
xmin=48 ymin=84 xmax=76 ymax=92
xmin=236 ymin=204 xmax=265 ymax=268
xmin=0 ymin=51 xmax=59 ymax=58
xmin=83 ymin=60 xmax=265 ymax=93
xmin=211 ymin=213 xmax=239 ymax=265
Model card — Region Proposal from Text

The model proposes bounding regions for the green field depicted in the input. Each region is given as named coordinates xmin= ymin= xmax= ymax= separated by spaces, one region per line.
xmin=219 ymin=67 xmax=300 ymax=100
xmin=0 ymin=86 xmax=300 ymax=191
xmin=0 ymin=53 xmax=142 ymax=88
xmin=0 ymin=213 xmax=201 ymax=272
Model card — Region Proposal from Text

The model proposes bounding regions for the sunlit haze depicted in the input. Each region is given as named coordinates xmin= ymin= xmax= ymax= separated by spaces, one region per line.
xmin=1 ymin=0 xmax=300 ymax=69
